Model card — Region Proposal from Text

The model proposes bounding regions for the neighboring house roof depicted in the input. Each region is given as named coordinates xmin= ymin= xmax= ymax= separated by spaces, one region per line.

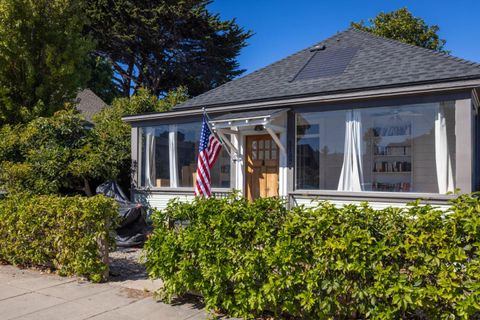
xmin=75 ymin=89 xmax=107 ymax=121
xmin=176 ymin=27 xmax=480 ymax=110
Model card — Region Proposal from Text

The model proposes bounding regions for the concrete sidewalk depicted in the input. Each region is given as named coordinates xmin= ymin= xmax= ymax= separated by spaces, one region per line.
xmin=0 ymin=264 xmax=210 ymax=320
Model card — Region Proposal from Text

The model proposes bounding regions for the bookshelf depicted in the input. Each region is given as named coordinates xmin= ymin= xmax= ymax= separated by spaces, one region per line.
xmin=371 ymin=121 xmax=413 ymax=192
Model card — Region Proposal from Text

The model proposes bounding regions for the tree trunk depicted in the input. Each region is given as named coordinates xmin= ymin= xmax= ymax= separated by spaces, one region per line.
xmin=83 ymin=177 xmax=93 ymax=197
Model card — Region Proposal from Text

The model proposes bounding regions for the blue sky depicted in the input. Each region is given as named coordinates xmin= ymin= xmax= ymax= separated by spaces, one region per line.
xmin=208 ymin=0 xmax=480 ymax=75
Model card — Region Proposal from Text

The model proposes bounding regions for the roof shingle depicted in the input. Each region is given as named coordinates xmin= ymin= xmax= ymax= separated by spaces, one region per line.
xmin=75 ymin=89 xmax=107 ymax=121
xmin=176 ymin=28 xmax=480 ymax=109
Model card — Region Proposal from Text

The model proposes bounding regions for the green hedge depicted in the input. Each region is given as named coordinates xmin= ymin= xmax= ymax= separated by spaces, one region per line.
xmin=145 ymin=194 xmax=480 ymax=319
xmin=0 ymin=193 xmax=118 ymax=282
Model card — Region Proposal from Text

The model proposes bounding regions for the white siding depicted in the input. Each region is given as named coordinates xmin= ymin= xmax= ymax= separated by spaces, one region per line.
xmin=134 ymin=191 xmax=451 ymax=212
xmin=133 ymin=191 xmax=195 ymax=211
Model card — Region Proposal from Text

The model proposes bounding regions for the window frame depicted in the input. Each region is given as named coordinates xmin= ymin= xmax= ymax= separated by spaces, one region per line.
xmin=293 ymin=97 xmax=468 ymax=198
xmin=136 ymin=121 xmax=234 ymax=192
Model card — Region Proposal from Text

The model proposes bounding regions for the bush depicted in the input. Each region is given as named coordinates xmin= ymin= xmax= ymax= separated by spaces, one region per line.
xmin=145 ymin=194 xmax=480 ymax=319
xmin=0 ymin=193 xmax=118 ymax=282
xmin=145 ymin=195 xmax=288 ymax=317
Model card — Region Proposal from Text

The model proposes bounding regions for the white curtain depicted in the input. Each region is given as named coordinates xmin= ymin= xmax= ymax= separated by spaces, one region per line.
xmin=144 ymin=127 xmax=156 ymax=188
xmin=338 ymin=110 xmax=364 ymax=191
xmin=435 ymin=104 xmax=454 ymax=194
xmin=169 ymin=125 xmax=178 ymax=188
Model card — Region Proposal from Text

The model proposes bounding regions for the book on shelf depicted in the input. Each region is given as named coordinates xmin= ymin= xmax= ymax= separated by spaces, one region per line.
xmin=373 ymin=161 xmax=411 ymax=173
xmin=374 ymin=145 xmax=411 ymax=156
xmin=372 ymin=182 xmax=411 ymax=192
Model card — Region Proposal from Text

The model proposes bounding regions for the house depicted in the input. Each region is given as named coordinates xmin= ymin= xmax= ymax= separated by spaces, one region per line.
xmin=122 ymin=28 xmax=480 ymax=210
xmin=75 ymin=89 xmax=107 ymax=126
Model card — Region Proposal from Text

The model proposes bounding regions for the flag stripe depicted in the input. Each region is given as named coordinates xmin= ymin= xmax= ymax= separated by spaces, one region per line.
xmin=199 ymin=152 xmax=211 ymax=181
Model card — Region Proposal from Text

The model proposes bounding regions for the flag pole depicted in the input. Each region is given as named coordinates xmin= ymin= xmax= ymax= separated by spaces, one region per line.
xmin=202 ymin=107 xmax=216 ymax=135
xmin=202 ymin=107 xmax=234 ymax=158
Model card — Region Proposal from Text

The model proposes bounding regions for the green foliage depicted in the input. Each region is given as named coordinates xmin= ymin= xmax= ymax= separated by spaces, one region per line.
xmin=0 ymin=88 xmax=186 ymax=196
xmin=84 ymin=0 xmax=252 ymax=97
xmin=0 ymin=0 xmax=94 ymax=124
xmin=352 ymin=8 xmax=447 ymax=53
xmin=145 ymin=194 xmax=480 ymax=319
xmin=0 ymin=108 xmax=92 ymax=195
xmin=85 ymin=55 xmax=119 ymax=104
xmin=145 ymin=194 xmax=288 ymax=318
xmin=0 ymin=193 xmax=118 ymax=282
xmin=86 ymin=87 xmax=188 ymax=186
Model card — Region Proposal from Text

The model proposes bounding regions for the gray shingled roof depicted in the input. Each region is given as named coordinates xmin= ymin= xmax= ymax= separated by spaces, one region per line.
xmin=176 ymin=28 xmax=480 ymax=109
xmin=75 ymin=89 xmax=107 ymax=121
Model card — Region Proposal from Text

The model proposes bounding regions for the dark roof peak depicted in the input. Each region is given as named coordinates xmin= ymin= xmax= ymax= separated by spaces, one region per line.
xmin=75 ymin=89 xmax=107 ymax=121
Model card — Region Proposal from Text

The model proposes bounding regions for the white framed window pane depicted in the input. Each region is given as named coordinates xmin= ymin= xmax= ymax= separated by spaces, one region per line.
xmin=140 ymin=126 xmax=170 ymax=187
xmin=210 ymin=149 xmax=231 ymax=188
xmin=177 ymin=122 xmax=200 ymax=187
xmin=296 ymin=111 xmax=345 ymax=190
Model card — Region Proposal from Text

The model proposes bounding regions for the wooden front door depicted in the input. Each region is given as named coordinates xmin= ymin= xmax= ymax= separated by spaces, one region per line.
xmin=245 ymin=135 xmax=279 ymax=201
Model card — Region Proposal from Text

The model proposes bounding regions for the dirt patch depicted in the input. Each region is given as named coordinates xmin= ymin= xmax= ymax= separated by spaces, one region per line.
xmin=109 ymin=247 xmax=147 ymax=282
xmin=119 ymin=287 xmax=152 ymax=299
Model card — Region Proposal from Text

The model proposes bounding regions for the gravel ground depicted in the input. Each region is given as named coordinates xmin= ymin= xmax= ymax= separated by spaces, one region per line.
xmin=109 ymin=247 xmax=147 ymax=282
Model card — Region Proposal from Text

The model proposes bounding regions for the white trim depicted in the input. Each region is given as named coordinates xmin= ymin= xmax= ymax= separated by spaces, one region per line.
xmin=236 ymin=133 xmax=245 ymax=193
xmin=216 ymin=128 xmax=238 ymax=135
xmin=264 ymin=124 xmax=286 ymax=133
xmin=212 ymin=118 xmax=268 ymax=129
xmin=210 ymin=115 xmax=272 ymax=123
xmin=216 ymin=129 xmax=239 ymax=158
xmin=279 ymin=127 xmax=288 ymax=197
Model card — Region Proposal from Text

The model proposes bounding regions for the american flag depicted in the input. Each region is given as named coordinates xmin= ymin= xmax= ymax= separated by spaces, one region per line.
xmin=194 ymin=115 xmax=222 ymax=197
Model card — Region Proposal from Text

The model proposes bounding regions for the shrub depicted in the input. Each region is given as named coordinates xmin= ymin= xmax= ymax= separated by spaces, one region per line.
xmin=0 ymin=193 xmax=118 ymax=282
xmin=145 ymin=194 xmax=288 ymax=317
xmin=145 ymin=194 xmax=480 ymax=319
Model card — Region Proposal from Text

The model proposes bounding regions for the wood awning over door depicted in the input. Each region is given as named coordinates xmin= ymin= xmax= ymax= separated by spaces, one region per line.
xmin=209 ymin=108 xmax=289 ymax=160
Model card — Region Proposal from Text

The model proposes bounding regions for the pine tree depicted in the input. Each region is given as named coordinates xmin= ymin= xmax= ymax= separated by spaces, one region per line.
xmin=85 ymin=0 xmax=252 ymax=97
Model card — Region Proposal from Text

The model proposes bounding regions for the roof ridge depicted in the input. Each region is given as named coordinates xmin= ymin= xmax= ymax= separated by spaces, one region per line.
xmin=350 ymin=27 xmax=480 ymax=68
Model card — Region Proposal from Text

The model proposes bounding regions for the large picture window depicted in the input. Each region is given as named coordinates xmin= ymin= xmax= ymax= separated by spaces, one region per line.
xmin=296 ymin=102 xmax=456 ymax=194
xmin=140 ymin=122 xmax=231 ymax=189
